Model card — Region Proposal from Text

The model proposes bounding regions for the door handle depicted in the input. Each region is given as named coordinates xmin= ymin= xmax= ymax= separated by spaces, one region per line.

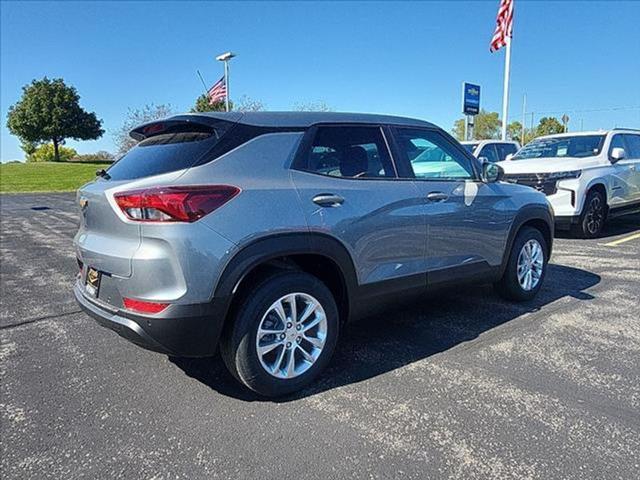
xmin=426 ymin=192 xmax=449 ymax=202
xmin=312 ymin=193 xmax=344 ymax=207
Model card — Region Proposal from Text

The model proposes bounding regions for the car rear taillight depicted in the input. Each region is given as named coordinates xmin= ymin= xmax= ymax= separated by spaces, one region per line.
xmin=114 ymin=185 xmax=240 ymax=222
xmin=123 ymin=297 xmax=169 ymax=314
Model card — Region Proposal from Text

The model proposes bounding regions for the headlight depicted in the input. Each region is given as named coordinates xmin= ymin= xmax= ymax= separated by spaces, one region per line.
xmin=547 ymin=170 xmax=582 ymax=180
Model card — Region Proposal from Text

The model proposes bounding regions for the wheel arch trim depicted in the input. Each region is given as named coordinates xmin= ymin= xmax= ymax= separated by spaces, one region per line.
xmin=212 ymin=232 xmax=358 ymax=312
xmin=500 ymin=205 xmax=554 ymax=276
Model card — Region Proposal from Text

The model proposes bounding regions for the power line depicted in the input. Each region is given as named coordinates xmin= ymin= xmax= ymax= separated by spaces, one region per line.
xmin=507 ymin=105 xmax=640 ymax=125
xmin=531 ymin=105 xmax=640 ymax=115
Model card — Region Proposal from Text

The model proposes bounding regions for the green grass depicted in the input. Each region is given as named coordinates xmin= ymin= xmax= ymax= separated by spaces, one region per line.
xmin=0 ymin=162 xmax=110 ymax=193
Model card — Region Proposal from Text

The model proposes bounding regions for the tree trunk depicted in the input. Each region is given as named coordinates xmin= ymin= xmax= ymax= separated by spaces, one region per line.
xmin=52 ymin=138 xmax=60 ymax=162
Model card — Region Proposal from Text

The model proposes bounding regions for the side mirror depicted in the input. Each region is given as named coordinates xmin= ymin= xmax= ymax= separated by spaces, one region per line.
xmin=505 ymin=153 xmax=514 ymax=161
xmin=478 ymin=156 xmax=489 ymax=163
xmin=610 ymin=147 xmax=625 ymax=163
xmin=482 ymin=162 xmax=504 ymax=183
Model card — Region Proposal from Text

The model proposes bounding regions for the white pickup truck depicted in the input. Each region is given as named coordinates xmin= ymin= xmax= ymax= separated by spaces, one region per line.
xmin=462 ymin=140 xmax=520 ymax=162
xmin=497 ymin=129 xmax=640 ymax=238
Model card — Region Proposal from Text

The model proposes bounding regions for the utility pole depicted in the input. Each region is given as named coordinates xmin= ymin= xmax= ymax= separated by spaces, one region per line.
xmin=216 ymin=51 xmax=236 ymax=112
xmin=530 ymin=112 xmax=535 ymax=136
xmin=521 ymin=94 xmax=526 ymax=145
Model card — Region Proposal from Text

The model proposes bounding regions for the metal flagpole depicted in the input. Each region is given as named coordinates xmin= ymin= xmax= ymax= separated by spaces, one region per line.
xmin=196 ymin=70 xmax=208 ymax=96
xmin=500 ymin=37 xmax=512 ymax=140
xmin=224 ymin=60 xmax=230 ymax=112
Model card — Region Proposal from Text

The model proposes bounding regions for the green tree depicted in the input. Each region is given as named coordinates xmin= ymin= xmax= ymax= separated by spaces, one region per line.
xmin=535 ymin=117 xmax=564 ymax=137
xmin=20 ymin=140 xmax=38 ymax=157
xmin=6 ymin=78 xmax=103 ymax=161
xmin=112 ymin=103 xmax=174 ymax=155
xmin=192 ymin=94 xmax=232 ymax=113
xmin=27 ymin=143 xmax=77 ymax=162
xmin=506 ymin=121 xmax=523 ymax=142
xmin=452 ymin=110 xmax=502 ymax=140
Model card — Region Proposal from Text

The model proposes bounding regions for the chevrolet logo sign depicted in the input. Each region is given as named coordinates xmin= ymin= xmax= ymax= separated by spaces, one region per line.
xmin=79 ymin=197 xmax=88 ymax=209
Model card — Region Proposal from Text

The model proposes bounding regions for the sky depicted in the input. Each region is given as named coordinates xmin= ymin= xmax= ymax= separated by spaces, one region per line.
xmin=1 ymin=0 xmax=639 ymax=161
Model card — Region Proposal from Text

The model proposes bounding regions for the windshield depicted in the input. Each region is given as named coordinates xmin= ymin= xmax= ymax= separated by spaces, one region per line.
xmin=463 ymin=143 xmax=479 ymax=153
xmin=513 ymin=135 xmax=605 ymax=160
xmin=106 ymin=120 xmax=233 ymax=181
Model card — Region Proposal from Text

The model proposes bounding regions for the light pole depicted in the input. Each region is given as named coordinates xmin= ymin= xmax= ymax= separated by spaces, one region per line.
xmin=216 ymin=51 xmax=236 ymax=112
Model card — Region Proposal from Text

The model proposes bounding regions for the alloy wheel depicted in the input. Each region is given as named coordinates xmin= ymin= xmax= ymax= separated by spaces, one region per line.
xmin=585 ymin=195 xmax=604 ymax=235
xmin=516 ymin=239 xmax=544 ymax=291
xmin=255 ymin=293 xmax=327 ymax=379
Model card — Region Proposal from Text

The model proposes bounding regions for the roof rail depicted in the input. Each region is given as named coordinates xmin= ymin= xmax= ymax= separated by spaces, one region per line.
xmin=612 ymin=127 xmax=640 ymax=132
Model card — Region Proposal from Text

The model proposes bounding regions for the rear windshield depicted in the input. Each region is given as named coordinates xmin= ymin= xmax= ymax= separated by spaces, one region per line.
xmin=105 ymin=120 xmax=233 ymax=180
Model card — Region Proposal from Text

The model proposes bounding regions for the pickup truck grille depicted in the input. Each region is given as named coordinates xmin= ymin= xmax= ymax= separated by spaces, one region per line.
xmin=503 ymin=174 xmax=558 ymax=196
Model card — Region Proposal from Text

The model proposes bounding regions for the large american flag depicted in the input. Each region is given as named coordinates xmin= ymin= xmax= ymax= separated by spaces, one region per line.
xmin=207 ymin=76 xmax=227 ymax=105
xmin=490 ymin=0 xmax=514 ymax=52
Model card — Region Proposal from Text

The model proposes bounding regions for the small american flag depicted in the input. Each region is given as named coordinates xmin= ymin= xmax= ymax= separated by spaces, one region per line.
xmin=207 ymin=76 xmax=227 ymax=105
xmin=490 ymin=0 xmax=514 ymax=52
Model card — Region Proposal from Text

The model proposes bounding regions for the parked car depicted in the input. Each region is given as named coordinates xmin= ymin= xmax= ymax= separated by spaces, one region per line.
xmin=497 ymin=129 xmax=640 ymax=238
xmin=461 ymin=140 xmax=520 ymax=162
xmin=74 ymin=112 xmax=553 ymax=397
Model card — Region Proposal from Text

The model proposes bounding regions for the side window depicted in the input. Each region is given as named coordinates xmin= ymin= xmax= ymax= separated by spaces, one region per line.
xmin=479 ymin=144 xmax=499 ymax=162
xmin=622 ymin=134 xmax=640 ymax=159
xmin=393 ymin=128 xmax=475 ymax=180
xmin=302 ymin=126 xmax=395 ymax=178
xmin=609 ymin=134 xmax=626 ymax=158
xmin=496 ymin=143 xmax=517 ymax=160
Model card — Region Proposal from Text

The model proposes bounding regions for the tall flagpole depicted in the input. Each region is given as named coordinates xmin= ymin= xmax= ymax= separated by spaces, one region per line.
xmin=500 ymin=37 xmax=512 ymax=140
xmin=223 ymin=60 xmax=230 ymax=112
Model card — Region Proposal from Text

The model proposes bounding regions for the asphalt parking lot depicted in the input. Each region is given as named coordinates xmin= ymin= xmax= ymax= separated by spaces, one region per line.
xmin=1 ymin=192 xmax=639 ymax=479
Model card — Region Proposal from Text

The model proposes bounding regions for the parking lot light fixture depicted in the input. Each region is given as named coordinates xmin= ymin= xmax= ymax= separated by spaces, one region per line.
xmin=216 ymin=51 xmax=236 ymax=112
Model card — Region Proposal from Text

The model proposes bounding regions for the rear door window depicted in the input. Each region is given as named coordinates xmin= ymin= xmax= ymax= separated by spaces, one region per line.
xmin=299 ymin=126 xmax=395 ymax=178
xmin=106 ymin=120 xmax=234 ymax=181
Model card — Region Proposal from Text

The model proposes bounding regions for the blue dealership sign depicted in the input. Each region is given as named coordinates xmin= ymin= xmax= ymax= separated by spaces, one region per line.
xmin=462 ymin=82 xmax=481 ymax=115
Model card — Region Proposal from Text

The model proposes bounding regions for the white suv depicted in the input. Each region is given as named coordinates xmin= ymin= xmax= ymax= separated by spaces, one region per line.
xmin=497 ymin=129 xmax=640 ymax=238
xmin=462 ymin=140 xmax=520 ymax=162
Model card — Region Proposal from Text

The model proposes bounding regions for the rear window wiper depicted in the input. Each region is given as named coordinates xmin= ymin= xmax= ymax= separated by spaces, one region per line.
xmin=96 ymin=168 xmax=111 ymax=180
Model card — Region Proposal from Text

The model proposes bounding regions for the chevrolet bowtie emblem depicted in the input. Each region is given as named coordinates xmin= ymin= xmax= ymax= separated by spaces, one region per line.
xmin=79 ymin=198 xmax=88 ymax=209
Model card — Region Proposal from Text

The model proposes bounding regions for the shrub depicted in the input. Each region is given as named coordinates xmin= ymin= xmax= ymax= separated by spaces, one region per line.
xmin=69 ymin=151 xmax=115 ymax=163
xmin=27 ymin=143 xmax=77 ymax=162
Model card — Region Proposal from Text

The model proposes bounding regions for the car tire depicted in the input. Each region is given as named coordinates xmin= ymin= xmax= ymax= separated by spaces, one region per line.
xmin=495 ymin=226 xmax=548 ymax=302
xmin=572 ymin=190 xmax=607 ymax=239
xmin=220 ymin=271 xmax=339 ymax=397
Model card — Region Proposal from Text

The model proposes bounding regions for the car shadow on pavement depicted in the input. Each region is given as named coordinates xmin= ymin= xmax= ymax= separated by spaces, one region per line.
xmin=169 ymin=263 xmax=600 ymax=402
xmin=555 ymin=212 xmax=640 ymax=239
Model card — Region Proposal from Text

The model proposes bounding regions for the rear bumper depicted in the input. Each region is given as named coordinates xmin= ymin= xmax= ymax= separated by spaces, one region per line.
xmin=73 ymin=282 xmax=230 ymax=357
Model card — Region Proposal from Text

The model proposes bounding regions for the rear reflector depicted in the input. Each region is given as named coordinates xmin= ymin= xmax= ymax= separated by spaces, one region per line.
xmin=123 ymin=298 xmax=169 ymax=314
xmin=114 ymin=185 xmax=240 ymax=223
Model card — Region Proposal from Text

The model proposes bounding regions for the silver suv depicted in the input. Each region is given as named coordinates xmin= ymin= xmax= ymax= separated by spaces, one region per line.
xmin=74 ymin=112 xmax=553 ymax=396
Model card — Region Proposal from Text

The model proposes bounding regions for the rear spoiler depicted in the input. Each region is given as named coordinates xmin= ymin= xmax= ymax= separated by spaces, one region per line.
xmin=129 ymin=113 xmax=243 ymax=141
